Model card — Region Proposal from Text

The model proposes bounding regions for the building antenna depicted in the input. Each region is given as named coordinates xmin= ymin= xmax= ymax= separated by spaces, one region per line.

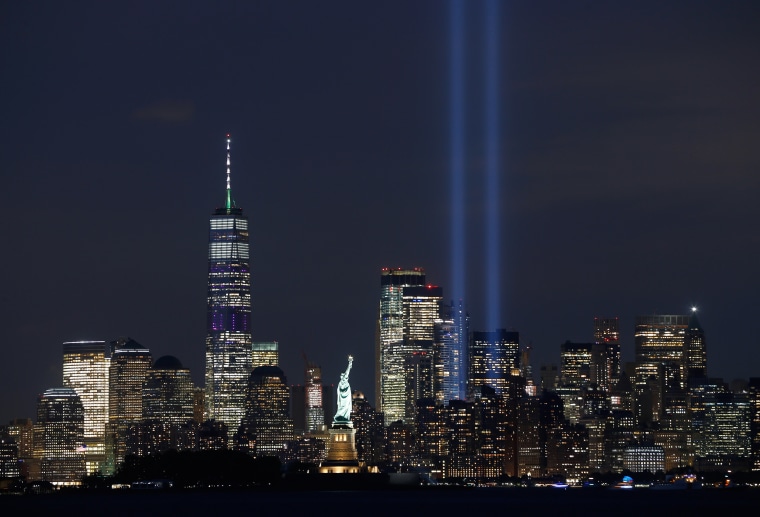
xmin=225 ymin=133 xmax=233 ymax=210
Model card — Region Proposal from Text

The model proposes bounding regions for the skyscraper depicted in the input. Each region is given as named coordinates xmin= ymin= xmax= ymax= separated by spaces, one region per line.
xmin=376 ymin=267 xmax=425 ymax=425
xmin=142 ymin=355 xmax=195 ymax=424
xmin=62 ymin=340 xmax=110 ymax=474
xmin=684 ymin=308 xmax=707 ymax=382
xmin=236 ymin=366 xmax=294 ymax=457
xmin=593 ymin=316 xmax=621 ymax=390
xmin=106 ymin=338 xmax=151 ymax=473
xmin=304 ymin=360 xmax=325 ymax=434
xmin=205 ymin=135 xmax=253 ymax=435
xmin=468 ymin=329 xmax=520 ymax=396
xmin=36 ymin=388 xmax=85 ymax=486
xmin=434 ymin=302 xmax=465 ymax=405
xmin=252 ymin=341 xmax=278 ymax=368
xmin=635 ymin=314 xmax=690 ymax=389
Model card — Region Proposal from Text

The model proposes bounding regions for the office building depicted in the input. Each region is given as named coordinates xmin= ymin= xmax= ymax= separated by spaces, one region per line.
xmin=684 ymin=309 xmax=707 ymax=382
xmin=559 ymin=341 xmax=594 ymax=388
xmin=106 ymin=338 xmax=151 ymax=473
xmin=304 ymin=361 xmax=325 ymax=434
xmin=236 ymin=366 xmax=294 ymax=458
xmin=623 ymin=445 xmax=665 ymax=473
xmin=404 ymin=351 xmax=434 ymax=424
xmin=468 ymin=329 xmax=519 ymax=395
xmin=143 ymin=355 xmax=195 ymax=424
xmin=36 ymin=388 xmax=85 ymax=486
xmin=593 ymin=317 xmax=621 ymax=390
xmin=352 ymin=392 xmax=386 ymax=464
xmin=62 ymin=340 xmax=110 ymax=474
xmin=635 ymin=314 xmax=690 ymax=389
xmin=376 ymin=267 xmax=425 ymax=425
xmin=749 ymin=378 xmax=760 ymax=472
xmin=252 ymin=341 xmax=278 ymax=368
xmin=0 ymin=431 xmax=20 ymax=478
xmin=434 ymin=301 xmax=466 ymax=405
xmin=205 ymin=135 xmax=253 ymax=433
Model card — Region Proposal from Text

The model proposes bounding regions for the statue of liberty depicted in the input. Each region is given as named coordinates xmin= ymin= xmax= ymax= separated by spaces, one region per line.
xmin=333 ymin=355 xmax=353 ymax=426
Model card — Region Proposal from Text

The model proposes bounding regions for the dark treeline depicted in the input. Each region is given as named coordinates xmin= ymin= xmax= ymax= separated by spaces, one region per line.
xmin=105 ymin=450 xmax=281 ymax=488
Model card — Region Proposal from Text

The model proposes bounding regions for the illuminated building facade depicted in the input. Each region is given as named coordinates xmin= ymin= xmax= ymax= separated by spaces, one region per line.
xmin=434 ymin=301 xmax=466 ymax=405
xmin=404 ymin=351 xmax=434 ymax=424
xmin=37 ymin=388 xmax=85 ymax=486
xmin=623 ymin=445 xmax=665 ymax=473
xmin=143 ymin=355 xmax=194 ymax=424
xmin=252 ymin=341 xmax=278 ymax=368
xmin=446 ymin=400 xmax=480 ymax=479
xmin=468 ymin=329 xmax=519 ymax=395
xmin=0 ymin=432 xmax=20 ymax=478
xmin=352 ymin=392 xmax=386 ymax=464
xmin=635 ymin=314 xmax=690 ymax=388
xmin=400 ymin=285 xmax=442 ymax=423
xmin=106 ymin=339 xmax=151 ymax=473
xmin=749 ymin=378 xmax=760 ymax=471
xmin=594 ymin=317 xmax=621 ymax=388
xmin=62 ymin=340 xmax=110 ymax=474
xmin=205 ymin=135 xmax=253 ymax=434
xmin=304 ymin=362 xmax=324 ymax=434
xmin=376 ymin=267 xmax=425 ymax=425
xmin=699 ymin=390 xmax=751 ymax=459
xmin=560 ymin=341 xmax=594 ymax=388
xmin=684 ymin=310 xmax=707 ymax=382
xmin=237 ymin=366 xmax=294 ymax=458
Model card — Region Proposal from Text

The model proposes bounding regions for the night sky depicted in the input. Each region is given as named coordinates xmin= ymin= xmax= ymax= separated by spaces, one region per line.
xmin=2 ymin=1 xmax=759 ymax=423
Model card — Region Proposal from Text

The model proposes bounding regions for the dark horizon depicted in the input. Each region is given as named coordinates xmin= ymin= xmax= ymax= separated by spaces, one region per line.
xmin=2 ymin=1 xmax=759 ymax=422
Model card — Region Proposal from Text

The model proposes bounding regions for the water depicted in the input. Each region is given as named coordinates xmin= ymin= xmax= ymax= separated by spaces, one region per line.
xmin=2 ymin=487 xmax=759 ymax=515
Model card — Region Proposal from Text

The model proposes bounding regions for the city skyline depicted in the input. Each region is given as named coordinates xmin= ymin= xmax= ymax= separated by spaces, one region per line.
xmin=2 ymin=1 xmax=759 ymax=422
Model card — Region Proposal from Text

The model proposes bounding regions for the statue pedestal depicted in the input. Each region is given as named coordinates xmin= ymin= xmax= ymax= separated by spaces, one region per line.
xmin=318 ymin=426 xmax=361 ymax=474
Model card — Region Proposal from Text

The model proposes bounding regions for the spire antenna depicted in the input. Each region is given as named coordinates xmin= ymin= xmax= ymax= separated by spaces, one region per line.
xmin=225 ymin=134 xmax=233 ymax=210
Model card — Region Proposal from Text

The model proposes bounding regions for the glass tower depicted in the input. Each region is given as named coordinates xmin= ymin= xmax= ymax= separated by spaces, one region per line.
xmin=635 ymin=314 xmax=690 ymax=389
xmin=468 ymin=329 xmax=520 ymax=396
xmin=376 ymin=268 xmax=426 ymax=425
xmin=205 ymin=135 xmax=253 ymax=435
xmin=143 ymin=355 xmax=195 ymax=424
xmin=62 ymin=340 xmax=110 ymax=475
xmin=37 ymin=388 xmax=85 ymax=486
xmin=106 ymin=338 xmax=151 ymax=473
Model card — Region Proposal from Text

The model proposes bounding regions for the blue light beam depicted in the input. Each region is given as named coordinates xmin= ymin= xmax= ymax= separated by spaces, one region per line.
xmin=484 ymin=0 xmax=501 ymax=333
xmin=449 ymin=0 xmax=466 ymax=308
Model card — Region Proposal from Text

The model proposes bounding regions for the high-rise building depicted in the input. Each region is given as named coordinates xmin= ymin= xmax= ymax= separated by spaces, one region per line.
xmin=352 ymin=392 xmax=386 ymax=464
xmin=304 ymin=360 xmax=324 ymax=434
xmin=434 ymin=300 xmax=468 ymax=405
xmin=400 ymin=285 xmax=442 ymax=423
xmin=404 ymin=351 xmax=434 ymax=424
xmin=468 ymin=329 xmax=519 ymax=395
xmin=699 ymin=390 xmax=751 ymax=460
xmin=748 ymin=378 xmax=760 ymax=472
xmin=559 ymin=341 xmax=594 ymax=388
xmin=434 ymin=313 xmax=460 ymax=406
xmin=36 ymin=388 xmax=85 ymax=486
xmin=635 ymin=314 xmax=690 ymax=389
xmin=236 ymin=366 xmax=294 ymax=458
xmin=142 ymin=355 xmax=195 ymax=424
xmin=684 ymin=308 xmax=707 ymax=382
xmin=593 ymin=317 xmax=621 ymax=389
xmin=62 ymin=341 xmax=110 ymax=475
xmin=106 ymin=338 xmax=151 ymax=473
xmin=376 ymin=267 xmax=425 ymax=425
xmin=205 ymin=135 xmax=253 ymax=434
xmin=0 ymin=431 xmax=20 ymax=478
xmin=252 ymin=341 xmax=278 ymax=368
